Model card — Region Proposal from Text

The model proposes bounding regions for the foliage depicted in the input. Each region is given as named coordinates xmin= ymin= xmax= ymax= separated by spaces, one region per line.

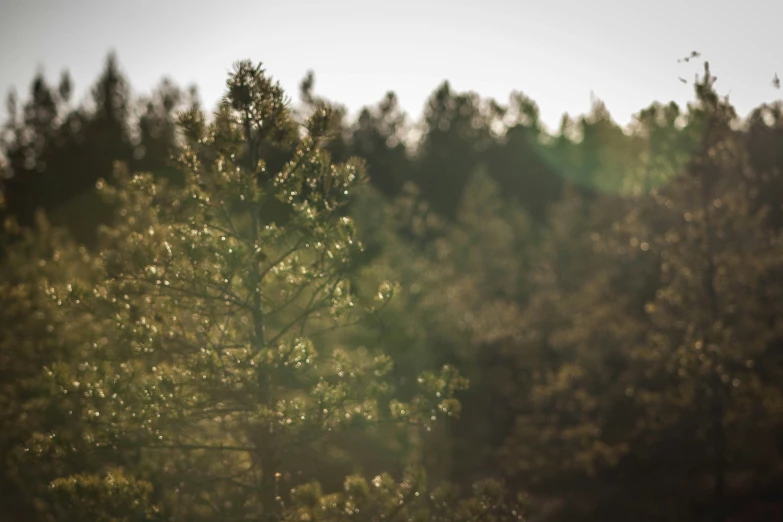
xmin=3 ymin=51 xmax=783 ymax=522
xmin=1 ymin=61 xmax=503 ymax=522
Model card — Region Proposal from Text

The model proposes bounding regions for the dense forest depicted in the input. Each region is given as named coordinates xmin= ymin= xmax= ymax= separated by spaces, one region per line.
xmin=1 ymin=54 xmax=783 ymax=522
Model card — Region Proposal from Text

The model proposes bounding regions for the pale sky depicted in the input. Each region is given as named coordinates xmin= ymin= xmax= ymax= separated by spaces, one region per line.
xmin=1 ymin=0 xmax=781 ymax=131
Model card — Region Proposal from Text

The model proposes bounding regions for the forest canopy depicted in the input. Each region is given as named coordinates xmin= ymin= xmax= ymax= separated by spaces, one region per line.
xmin=1 ymin=54 xmax=783 ymax=522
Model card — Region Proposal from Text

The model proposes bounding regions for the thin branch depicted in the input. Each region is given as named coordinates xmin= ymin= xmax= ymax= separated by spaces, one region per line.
xmin=258 ymin=236 xmax=307 ymax=280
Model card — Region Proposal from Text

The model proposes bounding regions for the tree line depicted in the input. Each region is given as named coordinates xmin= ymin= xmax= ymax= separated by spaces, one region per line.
xmin=1 ymin=54 xmax=782 ymax=522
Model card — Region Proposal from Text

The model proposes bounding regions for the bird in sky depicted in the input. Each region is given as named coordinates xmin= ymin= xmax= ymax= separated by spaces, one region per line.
xmin=678 ymin=50 xmax=701 ymax=63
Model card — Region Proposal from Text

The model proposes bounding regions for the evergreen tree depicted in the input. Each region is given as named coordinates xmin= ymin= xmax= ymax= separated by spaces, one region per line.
xmin=414 ymin=83 xmax=500 ymax=218
xmin=347 ymin=92 xmax=411 ymax=198
xmin=10 ymin=61 xmax=522 ymax=522
xmin=133 ymin=79 xmax=199 ymax=183
xmin=0 ymin=212 xmax=97 ymax=521
xmin=485 ymin=92 xmax=562 ymax=222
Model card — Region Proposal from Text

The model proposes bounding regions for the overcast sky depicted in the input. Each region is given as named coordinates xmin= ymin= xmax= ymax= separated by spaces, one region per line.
xmin=1 ymin=0 xmax=781 ymax=131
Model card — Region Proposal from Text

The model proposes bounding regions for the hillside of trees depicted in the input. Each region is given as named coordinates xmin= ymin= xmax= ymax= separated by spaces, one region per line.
xmin=1 ymin=54 xmax=783 ymax=522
